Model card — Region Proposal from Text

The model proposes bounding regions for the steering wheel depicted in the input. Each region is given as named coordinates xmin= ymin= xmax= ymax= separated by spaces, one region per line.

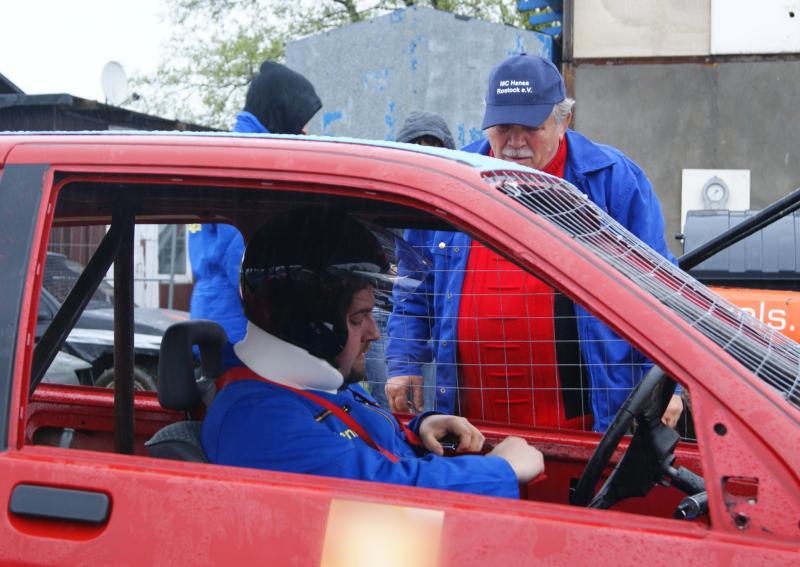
xmin=570 ymin=366 xmax=683 ymax=509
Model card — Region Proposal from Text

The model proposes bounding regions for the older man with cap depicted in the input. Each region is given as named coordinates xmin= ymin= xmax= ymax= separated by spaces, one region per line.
xmin=385 ymin=54 xmax=682 ymax=433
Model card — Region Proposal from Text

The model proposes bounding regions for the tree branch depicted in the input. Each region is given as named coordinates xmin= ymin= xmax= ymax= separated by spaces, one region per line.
xmin=332 ymin=0 xmax=363 ymax=22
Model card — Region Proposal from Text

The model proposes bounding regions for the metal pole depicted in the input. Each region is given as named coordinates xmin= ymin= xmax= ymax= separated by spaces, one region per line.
xmin=114 ymin=210 xmax=135 ymax=455
xmin=679 ymin=186 xmax=800 ymax=271
xmin=167 ymin=224 xmax=178 ymax=309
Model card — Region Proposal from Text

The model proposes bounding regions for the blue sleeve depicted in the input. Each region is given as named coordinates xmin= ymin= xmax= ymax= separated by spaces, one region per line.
xmin=385 ymin=229 xmax=435 ymax=377
xmin=220 ymin=226 xmax=245 ymax=290
xmin=605 ymin=159 xmax=682 ymax=395
xmin=212 ymin=398 xmax=519 ymax=499
xmin=407 ymin=411 xmax=439 ymax=434
xmin=609 ymin=159 xmax=677 ymax=265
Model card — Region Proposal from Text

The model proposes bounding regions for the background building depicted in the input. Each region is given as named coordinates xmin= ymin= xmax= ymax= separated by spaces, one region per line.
xmin=564 ymin=0 xmax=800 ymax=255
xmin=288 ymin=1 xmax=799 ymax=259
xmin=0 ymin=75 xmax=214 ymax=311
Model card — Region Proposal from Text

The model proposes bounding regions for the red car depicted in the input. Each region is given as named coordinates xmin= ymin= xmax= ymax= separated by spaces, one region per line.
xmin=0 ymin=133 xmax=797 ymax=565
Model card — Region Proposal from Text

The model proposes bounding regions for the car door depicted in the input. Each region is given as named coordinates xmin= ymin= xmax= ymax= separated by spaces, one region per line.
xmin=1 ymin=137 xmax=797 ymax=566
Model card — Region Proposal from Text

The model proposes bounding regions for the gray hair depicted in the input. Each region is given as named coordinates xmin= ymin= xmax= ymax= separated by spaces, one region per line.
xmin=552 ymin=98 xmax=575 ymax=124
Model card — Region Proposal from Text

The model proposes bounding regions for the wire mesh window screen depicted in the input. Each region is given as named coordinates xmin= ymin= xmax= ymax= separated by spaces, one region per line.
xmin=363 ymin=232 xmax=693 ymax=438
xmin=480 ymin=169 xmax=800 ymax=411
xmin=362 ymin=168 xmax=799 ymax=439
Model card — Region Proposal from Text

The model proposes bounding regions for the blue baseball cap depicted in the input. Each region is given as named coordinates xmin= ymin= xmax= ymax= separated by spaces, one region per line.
xmin=482 ymin=54 xmax=566 ymax=130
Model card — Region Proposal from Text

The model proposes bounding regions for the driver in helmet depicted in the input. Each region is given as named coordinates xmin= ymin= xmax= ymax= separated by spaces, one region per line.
xmin=201 ymin=207 xmax=544 ymax=498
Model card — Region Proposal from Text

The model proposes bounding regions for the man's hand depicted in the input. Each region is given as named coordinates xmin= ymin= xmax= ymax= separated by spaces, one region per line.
xmin=661 ymin=394 xmax=684 ymax=428
xmin=488 ymin=437 xmax=545 ymax=483
xmin=386 ymin=375 xmax=424 ymax=413
xmin=418 ymin=414 xmax=485 ymax=456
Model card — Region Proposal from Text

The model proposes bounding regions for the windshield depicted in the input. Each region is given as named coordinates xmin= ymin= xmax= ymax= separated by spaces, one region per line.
xmin=43 ymin=254 xmax=115 ymax=310
xmin=482 ymin=169 xmax=800 ymax=410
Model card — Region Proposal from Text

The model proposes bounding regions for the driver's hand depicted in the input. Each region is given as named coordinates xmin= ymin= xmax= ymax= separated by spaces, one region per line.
xmin=661 ymin=394 xmax=684 ymax=428
xmin=488 ymin=437 xmax=545 ymax=483
xmin=418 ymin=414 xmax=484 ymax=456
xmin=386 ymin=375 xmax=424 ymax=413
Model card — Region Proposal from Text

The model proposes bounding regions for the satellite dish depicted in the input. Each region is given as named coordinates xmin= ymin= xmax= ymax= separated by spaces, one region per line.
xmin=101 ymin=61 xmax=128 ymax=105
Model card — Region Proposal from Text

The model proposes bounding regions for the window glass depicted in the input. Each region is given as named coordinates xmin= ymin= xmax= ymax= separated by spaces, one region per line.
xmin=484 ymin=169 xmax=799 ymax=413
xmin=42 ymin=252 xmax=114 ymax=309
xmin=158 ymin=224 xmax=187 ymax=275
xmin=364 ymin=229 xmax=695 ymax=441
xmin=39 ymin=224 xmax=190 ymax=391
xmin=26 ymin=179 xmax=704 ymax=524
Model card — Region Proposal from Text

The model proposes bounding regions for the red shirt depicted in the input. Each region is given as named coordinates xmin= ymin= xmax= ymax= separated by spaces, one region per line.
xmin=456 ymin=138 xmax=590 ymax=429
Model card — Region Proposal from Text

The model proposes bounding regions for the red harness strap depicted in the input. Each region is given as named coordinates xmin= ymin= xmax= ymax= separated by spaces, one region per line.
xmin=400 ymin=423 xmax=421 ymax=447
xmin=218 ymin=367 xmax=400 ymax=463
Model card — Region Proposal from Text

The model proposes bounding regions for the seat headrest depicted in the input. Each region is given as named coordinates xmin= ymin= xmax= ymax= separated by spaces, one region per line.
xmin=157 ymin=320 xmax=228 ymax=411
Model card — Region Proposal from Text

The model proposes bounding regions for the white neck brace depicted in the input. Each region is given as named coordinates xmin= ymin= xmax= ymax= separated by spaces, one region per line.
xmin=233 ymin=322 xmax=343 ymax=394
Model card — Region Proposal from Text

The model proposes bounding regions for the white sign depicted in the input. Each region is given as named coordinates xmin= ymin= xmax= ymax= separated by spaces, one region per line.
xmin=711 ymin=0 xmax=800 ymax=54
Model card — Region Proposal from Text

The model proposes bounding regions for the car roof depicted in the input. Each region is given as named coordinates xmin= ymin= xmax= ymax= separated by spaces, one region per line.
xmin=0 ymin=130 xmax=526 ymax=175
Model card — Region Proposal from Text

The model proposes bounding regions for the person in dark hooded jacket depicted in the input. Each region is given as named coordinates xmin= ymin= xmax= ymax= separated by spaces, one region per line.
xmin=395 ymin=111 xmax=455 ymax=150
xmin=233 ymin=61 xmax=322 ymax=134
xmin=189 ymin=62 xmax=321 ymax=367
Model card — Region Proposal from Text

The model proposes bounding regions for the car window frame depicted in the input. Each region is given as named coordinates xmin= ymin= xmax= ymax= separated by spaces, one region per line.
xmin=0 ymin=164 xmax=52 ymax=452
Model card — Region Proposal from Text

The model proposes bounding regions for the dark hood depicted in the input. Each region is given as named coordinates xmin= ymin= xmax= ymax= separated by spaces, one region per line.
xmin=243 ymin=61 xmax=322 ymax=135
xmin=396 ymin=111 xmax=455 ymax=149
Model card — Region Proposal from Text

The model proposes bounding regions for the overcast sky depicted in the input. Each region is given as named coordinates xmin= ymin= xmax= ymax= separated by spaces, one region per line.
xmin=1 ymin=0 xmax=170 ymax=102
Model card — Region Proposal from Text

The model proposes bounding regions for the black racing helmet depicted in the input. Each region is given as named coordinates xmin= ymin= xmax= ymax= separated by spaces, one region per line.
xmin=240 ymin=206 xmax=427 ymax=364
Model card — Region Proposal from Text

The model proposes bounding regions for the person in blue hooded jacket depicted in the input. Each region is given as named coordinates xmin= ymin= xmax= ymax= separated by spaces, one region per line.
xmin=384 ymin=54 xmax=683 ymax=433
xmin=189 ymin=62 xmax=321 ymax=366
xmin=202 ymin=207 xmax=544 ymax=498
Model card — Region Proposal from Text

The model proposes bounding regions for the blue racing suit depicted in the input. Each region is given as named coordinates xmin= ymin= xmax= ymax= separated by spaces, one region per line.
xmin=385 ymin=129 xmax=676 ymax=432
xmin=202 ymin=378 xmax=519 ymax=498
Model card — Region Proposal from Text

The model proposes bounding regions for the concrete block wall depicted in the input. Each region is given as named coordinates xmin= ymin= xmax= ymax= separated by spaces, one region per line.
xmin=286 ymin=6 xmax=551 ymax=146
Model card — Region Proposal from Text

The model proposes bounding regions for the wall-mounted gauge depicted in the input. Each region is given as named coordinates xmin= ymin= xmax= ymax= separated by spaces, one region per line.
xmin=701 ymin=176 xmax=730 ymax=209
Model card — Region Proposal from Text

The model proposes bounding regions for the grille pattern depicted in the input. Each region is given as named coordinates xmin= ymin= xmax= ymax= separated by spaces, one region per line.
xmin=483 ymin=169 xmax=800 ymax=410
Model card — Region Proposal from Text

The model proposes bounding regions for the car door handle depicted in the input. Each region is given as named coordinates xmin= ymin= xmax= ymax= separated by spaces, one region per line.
xmin=9 ymin=484 xmax=110 ymax=525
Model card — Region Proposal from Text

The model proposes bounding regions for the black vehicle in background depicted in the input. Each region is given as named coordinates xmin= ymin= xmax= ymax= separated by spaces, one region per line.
xmin=42 ymin=351 xmax=93 ymax=386
xmin=37 ymin=252 xmax=189 ymax=389
xmin=681 ymin=208 xmax=800 ymax=290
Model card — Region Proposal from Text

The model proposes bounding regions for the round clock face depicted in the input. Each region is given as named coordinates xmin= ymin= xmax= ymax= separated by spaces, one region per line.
xmin=705 ymin=182 xmax=727 ymax=202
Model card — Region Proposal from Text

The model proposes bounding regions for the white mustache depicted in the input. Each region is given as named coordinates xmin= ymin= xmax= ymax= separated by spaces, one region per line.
xmin=501 ymin=147 xmax=534 ymax=159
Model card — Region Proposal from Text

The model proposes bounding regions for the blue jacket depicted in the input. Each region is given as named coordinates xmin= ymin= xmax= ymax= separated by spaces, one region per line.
xmin=188 ymin=112 xmax=269 ymax=358
xmin=385 ymin=130 xmax=676 ymax=432
xmin=202 ymin=379 xmax=519 ymax=498
xmin=188 ymin=223 xmax=247 ymax=344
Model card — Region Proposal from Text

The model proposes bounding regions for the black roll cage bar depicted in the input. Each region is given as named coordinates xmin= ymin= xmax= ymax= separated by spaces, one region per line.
xmin=31 ymin=204 xmax=136 ymax=454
